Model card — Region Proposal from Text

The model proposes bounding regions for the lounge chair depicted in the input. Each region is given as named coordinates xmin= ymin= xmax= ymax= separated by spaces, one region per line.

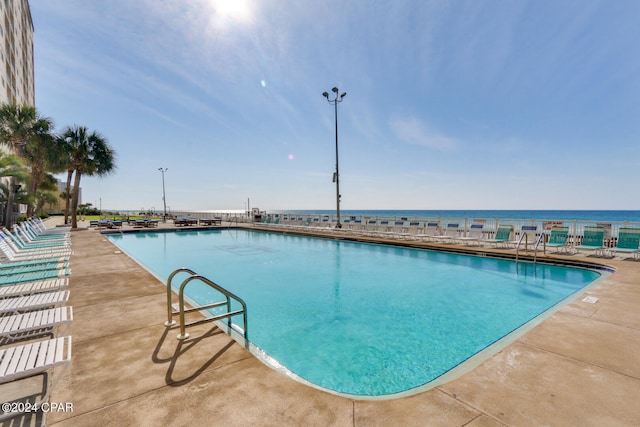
xmin=29 ymin=217 xmax=71 ymax=234
xmin=0 ymin=306 xmax=73 ymax=342
xmin=575 ymin=226 xmax=605 ymax=256
xmin=402 ymin=221 xmax=424 ymax=240
xmin=17 ymin=223 xmax=68 ymax=242
xmin=0 ymin=267 xmax=70 ymax=286
xmin=608 ymin=228 xmax=640 ymax=259
xmin=546 ymin=226 xmax=572 ymax=253
xmin=416 ymin=222 xmax=441 ymax=241
xmin=482 ymin=225 xmax=514 ymax=248
xmin=389 ymin=221 xmax=407 ymax=235
xmin=0 ymin=291 xmax=70 ymax=316
xmin=435 ymin=223 xmax=460 ymax=243
xmin=0 ymin=255 xmax=69 ymax=268
xmin=0 ymin=260 xmax=67 ymax=274
xmin=360 ymin=219 xmax=378 ymax=236
xmin=0 ymin=278 xmax=69 ymax=299
xmin=348 ymin=219 xmax=365 ymax=233
xmin=5 ymin=227 xmax=70 ymax=249
xmin=293 ymin=217 xmax=313 ymax=230
xmin=371 ymin=221 xmax=404 ymax=237
xmin=0 ymin=240 xmax=72 ymax=261
xmin=199 ymin=218 xmax=219 ymax=226
xmin=0 ymin=233 xmax=72 ymax=258
xmin=458 ymin=223 xmax=484 ymax=246
xmin=513 ymin=225 xmax=539 ymax=251
xmin=23 ymin=220 xmax=70 ymax=237
xmin=0 ymin=336 xmax=72 ymax=421
xmin=310 ymin=218 xmax=330 ymax=230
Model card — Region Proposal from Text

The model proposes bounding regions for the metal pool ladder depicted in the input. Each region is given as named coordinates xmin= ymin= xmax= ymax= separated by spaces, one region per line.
xmin=164 ymin=267 xmax=248 ymax=341
xmin=515 ymin=232 xmax=545 ymax=264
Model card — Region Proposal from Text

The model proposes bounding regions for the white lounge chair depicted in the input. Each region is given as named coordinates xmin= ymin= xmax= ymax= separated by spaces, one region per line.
xmin=458 ymin=223 xmax=484 ymax=246
xmin=0 ymin=278 xmax=70 ymax=299
xmin=0 ymin=306 xmax=73 ymax=342
xmin=402 ymin=221 xmax=424 ymax=240
xmin=3 ymin=228 xmax=70 ymax=249
xmin=416 ymin=222 xmax=441 ymax=241
xmin=435 ymin=223 xmax=460 ymax=243
xmin=29 ymin=218 xmax=71 ymax=235
xmin=362 ymin=220 xmax=379 ymax=237
xmin=21 ymin=221 xmax=70 ymax=239
xmin=516 ymin=225 xmax=538 ymax=251
xmin=0 ymin=336 xmax=72 ymax=421
xmin=0 ymin=238 xmax=72 ymax=260
xmin=0 ymin=291 xmax=70 ymax=316
xmin=1 ymin=230 xmax=71 ymax=252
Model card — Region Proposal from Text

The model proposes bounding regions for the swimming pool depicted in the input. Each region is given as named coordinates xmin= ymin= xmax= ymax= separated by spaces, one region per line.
xmin=107 ymin=229 xmax=603 ymax=397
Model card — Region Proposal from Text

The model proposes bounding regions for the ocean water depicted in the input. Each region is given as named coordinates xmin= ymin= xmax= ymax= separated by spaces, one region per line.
xmin=278 ymin=210 xmax=640 ymax=223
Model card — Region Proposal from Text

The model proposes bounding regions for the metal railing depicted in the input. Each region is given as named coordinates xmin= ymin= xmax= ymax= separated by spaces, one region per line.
xmin=165 ymin=268 xmax=248 ymax=341
xmin=253 ymin=213 xmax=640 ymax=250
xmin=515 ymin=233 xmax=527 ymax=263
xmin=533 ymin=233 xmax=546 ymax=263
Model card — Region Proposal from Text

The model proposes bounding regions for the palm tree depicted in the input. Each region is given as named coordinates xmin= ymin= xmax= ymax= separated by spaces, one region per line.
xmin=35 ymin=189 xmax=60 ymax=216
xmin=33 ymin=173 xmax=59 ymax=216
xmin=22 ymin=114 xmax=58 ymax=216
xmin=0 ymin=152 xmax=29 ymax=212
xmin=58 ymin=128 xmax=83 ymax=225
xmin=0 ymin=103 xmax=37 ymax=227
xmin=59 ymin=125 xmax=116 ymax=228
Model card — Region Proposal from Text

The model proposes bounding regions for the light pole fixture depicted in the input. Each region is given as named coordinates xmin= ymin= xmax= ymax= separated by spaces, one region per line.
xmin=322 ymin=86 xmax=346 ymax=228
xmin=158 ymin=167 xmax=168 ymax=222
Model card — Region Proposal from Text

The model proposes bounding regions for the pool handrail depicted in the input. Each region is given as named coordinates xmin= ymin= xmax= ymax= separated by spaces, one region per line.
xmin=165 ymin=267 xmax=198 ymax=326
xmin=176 ymin=274 xmax=248 ymax=341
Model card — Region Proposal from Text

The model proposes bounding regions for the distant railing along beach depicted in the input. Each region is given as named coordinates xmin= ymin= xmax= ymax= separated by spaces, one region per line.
xmin=261 ymin=213 xmax=639 ymax=245
xmin=111 ymin=209 xmax=640 ymax=247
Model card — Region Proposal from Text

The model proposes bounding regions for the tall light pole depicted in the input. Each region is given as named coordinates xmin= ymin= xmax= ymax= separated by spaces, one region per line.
xmin=158 ymin=168 xmax=168 ymax=222
xmin=323 ymin=87 xmax=346 ymax=228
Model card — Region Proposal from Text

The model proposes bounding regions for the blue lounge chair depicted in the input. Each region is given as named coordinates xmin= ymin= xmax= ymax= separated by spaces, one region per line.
xmin=546 ymin=226 xmax=572 ymax=253
xmin=482 ymin=225 xmax=514 ymax=248
xmin=0 ymin=268 xmax=71 ymax=285
xmin=608 ymin=228 xmax=640 ymax=259
xmin=0 ymin=260 xmax=68 ymax=275
xmin=575 ymin=226 xmax=605 ymax=256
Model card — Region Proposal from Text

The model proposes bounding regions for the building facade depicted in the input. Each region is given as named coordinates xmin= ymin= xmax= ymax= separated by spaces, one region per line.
xmin=1 ymin=0 xmax=35 ymax=222
xmin=0 ymin=0 xmax=34 ymax=106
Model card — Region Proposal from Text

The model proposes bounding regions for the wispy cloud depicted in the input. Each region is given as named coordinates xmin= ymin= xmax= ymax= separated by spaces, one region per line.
xmin=389 ymin=116 xmax=457 ymax=151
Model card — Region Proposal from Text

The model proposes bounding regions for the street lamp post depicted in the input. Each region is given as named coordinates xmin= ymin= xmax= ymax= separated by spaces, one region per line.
xmin=323 ymin=87 xmax=346 ymax=228
xmin=158 ymin=168 xmax=168 ymax=222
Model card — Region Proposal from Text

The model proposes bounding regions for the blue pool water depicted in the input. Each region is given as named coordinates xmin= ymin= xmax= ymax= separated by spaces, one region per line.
xmin=107 ymin=229 xmax=602 ymax=397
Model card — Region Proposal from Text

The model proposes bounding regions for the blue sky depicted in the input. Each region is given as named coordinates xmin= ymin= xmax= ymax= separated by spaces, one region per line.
xmin=30 ymin=0 xmax=640 ymax=212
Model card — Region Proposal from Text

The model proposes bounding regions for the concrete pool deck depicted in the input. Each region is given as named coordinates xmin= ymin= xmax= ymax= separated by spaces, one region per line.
xmin=3 ymin=218 xmax=640 ymax=426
